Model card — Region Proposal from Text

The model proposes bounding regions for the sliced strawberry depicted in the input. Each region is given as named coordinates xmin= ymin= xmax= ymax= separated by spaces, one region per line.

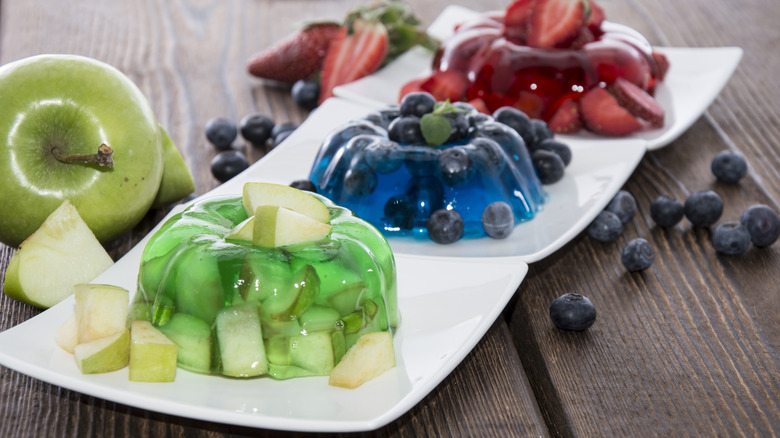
xmin=587 ymin=1 xmax=606 ymax=34
xmin=503 ymin=0 xmax=536 ymax=43
xmin=247 ymin=22 xmax=340 ymax=83
xmin=652 ymin=50 xmax=670 ymax=81
xmin=580 ymin=87 xmax=642 ymax=136
xmin=399 ymin=77 xmax=428 ymax=102
xmin=319 ymin=18 xmax=389 ymax=103
xmin=468 ymin=98 xmax=490 ymax=114
xmin=527 ymin=0 xmax=588 ymax=49
xmin=548 ymin=98 xmax=583 ymax=134
xmin=420 ymin=70 xmax=469 ymax=102
xmin=608 ymin=77 xmax=665 ymax=127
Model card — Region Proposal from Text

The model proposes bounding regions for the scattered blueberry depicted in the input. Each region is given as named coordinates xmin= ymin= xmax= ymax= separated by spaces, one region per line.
xmin=291 ymin=79 xmax=320 ymax=111
xmin=342 ymin=162 xmax=377 ymax=197
xmin=711 ymin=150 xmax=747 ymax=183
xmin=272 ymin=122 xmax=298 ymax=146
xmin=650 ymin=195 xmax=684 ymax=228
xmin=684 ymin=190 xmax=724 ymax=227
xmin=468 ymin=137 xmax=506 ymax=176
xmin=588 ymin=211 xmax=623 ymax=243
xmin=532 ymin=149 xmax=565 ymax=184
xmin=384 ymin=194 xmax=415 ymax=229
xmin=534 ymin=139 xmax=572 ymax=166
xmin=388 ymin=116 xmax=424 ymax=144
xmin=426 ymin=209 xmax=464 ymax=244
xmin=210 ymin=150 xmax=248 ymax=182
xmin=621 ymin=238 xmax=654 ymax=271
xmin=290 ymin=179 xmax=316 ymax=192
xmin=740 ymin=204 xmax=780 ymax=247
xmin=711 ymin=222 xmax=752 ymax=255
xmin=549 ymin=293 xmax=596 ymax=331
xmin=205 ymin=117 xmax=238 ymax=150
xmin=481 ymin=201 xmax=515 ymax=239
xmin=399 ymin=92 xmax=436 ymax=117
xmin=436 ymin=146 xmax=475 ymax=186
xmin=529 ymin=119 xmax=554 ymax=147
xmin=606 ymin=190 xmax=637 ymax=224
xmin=364 ymin=139 xmax=405 ymax=173
xmin=493 ymin=107 xmax=533 ymax=145
xmin=240 ymin=113 xmax=275 ymax=146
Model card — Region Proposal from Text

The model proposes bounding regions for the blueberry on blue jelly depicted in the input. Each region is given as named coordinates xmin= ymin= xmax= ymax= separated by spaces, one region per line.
xmin=404 ymin=146 xmax=439 ymax=176
xmin=711 ymin=222 xmax=752 ymax=255
xmin=468 ymin=112 xmax=493 ymax=128
xmin=621 ymin=238 xmax=654 ymax=271
xmin=650 ymin=195 xmax=684 ymax=228
xmin=531 ymin=149 xmax=565 ymax=184
xmin=384 ymin=194 xmax=415 ymax=229
xmin=427 ymin=209 xmax=464 ymax=244
xmin=451 ymin=101 xmax=477 ymax=113
xmin=364 ymin=139 xmax=405 ymax=173
xmin=588 ymin=211 xmax=623 ymax=243
xmin=378 ymin=104 xmax=401 ymax=121
xmin=289 ymin=179 xmax=317 ymax=192
xmin=549 ymin=293 xmax=596 ymax=331
xmin=606 ymin=190 xmax=637 ymax=224
xmin=711 ymin=150 xmax=747 ymax=183
xmin=205 ymin=117 xmax=238 ymax=150
xmin=684 ymin=190 xmax=724 ymax=227
xmin=399 ymin=92 xmax=436 ymax=117
xmin=482 ymin=201 xmax=515 ymax=239
xmin=437 ymin=146 xmax=475 ymax=186
xmin=442 ymin=111 xmax=470 ymax=144
xmin=475 ymin=121 xmax=530 ymax=163
xmin=342 ymin=162 xmax=377 ymax=197
xmin=493 ymin=107 xmax=533 ymax=145
xmin=529 ymin=119 xmax=554 ymax=147
xmin=740 ymin=204 xmax=780 ymax=247
xmin=389 ymin=116 xmax=424 ymax=144
xmin=534 ymin=139 xmax=572 ymax=166
xmin=468 ymin=137 xmax=506 ymax=176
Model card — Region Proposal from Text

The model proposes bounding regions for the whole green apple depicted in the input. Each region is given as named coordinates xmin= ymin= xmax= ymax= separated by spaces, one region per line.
xmin=0 ymin=54 xmax=188 ymax=247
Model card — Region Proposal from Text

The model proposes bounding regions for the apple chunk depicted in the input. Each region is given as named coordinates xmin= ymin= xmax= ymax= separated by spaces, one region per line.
xmin=55 ymin=315 xmax=78 ymax=354
xmin=73 ymin=328 xmax=130 ymax=374
xmin=74 ymin=283 xmax=129 ymax=344
xmin=3 ymin=200 xmax=114 ymax=308
xmin=253 ymin=205 xmax=332 ymax=248
xmin=224 ymin=216 xmax=255 ymax=243
xmin=328 ymin=332 xmax=395 ymax=389
xmin=129 ymin=320 xmax=178 ymax=382
xmin=242 ymin=182 xmax=329 ymax=223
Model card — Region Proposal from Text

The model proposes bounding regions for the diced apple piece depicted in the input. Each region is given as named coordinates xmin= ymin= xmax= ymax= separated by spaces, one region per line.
xmin=158 ymin=313 xmax=213 ymax=373
xmin=55 ymin=315 xmax=78 ymax=354
xmin=2 ymin=200 xmax=114 ymax=308
xmin=225 ymin=216 xmax=255 ymax=243
xmin=74 ymin=283 xmax=129 ymax=344
xmin=215 ymin=304 xmax=268 ymax=377
xmin=328 ymin=332 xmax=395 ymax=389
xmin=253 ymin=205 xmax=332 ymax=248
xmin=129 ymin=320 xmax=177 ymax=382
xmin=242 ymin=182 xmax=330 ymax=223
xmin=290 ymin=331 xmax=335 ymax=375
xmin=73 ymin=328 xmax=130 ymax=374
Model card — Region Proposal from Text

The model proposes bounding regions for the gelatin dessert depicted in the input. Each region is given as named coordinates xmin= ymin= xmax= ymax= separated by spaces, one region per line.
xmin=401 ymin=0 xmax=669 ymax=136
xmin=308 ymin=92 xmax=567 ymax=244
xmin=131 ymin=182 xmax=399 ymax=380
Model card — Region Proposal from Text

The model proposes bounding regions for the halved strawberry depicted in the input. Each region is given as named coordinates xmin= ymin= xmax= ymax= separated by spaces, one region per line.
xmin=399 ymin=77 xmax=428 ymax=102
xmin=652 ymin=50 xmax=670 ymax=81
xmin=420 ymin=70 xmax=469 ymax=102
xmin=247 ymin=22 xmax=340 ymax=83
xmin=319 ymin=18 xmax=389 ymax=103
xmin=527 ymin=0 xmax=588 ymax=49
xmin=587 ymin=1 xmax=606 ymax=34
xmin=548 ymin=98 xmax=583 ymax=133
xmin=503 ymin=0 xmax=536 ymax=43
xmin=580 ymin=87 xmax=642 ymax=136
xmin=608 ymin=77 xmax=665 ymax=127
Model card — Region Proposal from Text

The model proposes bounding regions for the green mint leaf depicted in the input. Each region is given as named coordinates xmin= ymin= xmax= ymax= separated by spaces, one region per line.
xmin=420 ymin=113 xmax=451 ymax=146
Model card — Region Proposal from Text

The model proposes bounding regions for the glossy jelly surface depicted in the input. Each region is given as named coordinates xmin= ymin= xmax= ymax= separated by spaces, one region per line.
xmin=132 ymin=194 xmax=398 ymax=380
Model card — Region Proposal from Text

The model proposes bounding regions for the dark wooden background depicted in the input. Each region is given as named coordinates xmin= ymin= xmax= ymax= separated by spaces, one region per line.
xmin=1 ymin=0 xmax=778 ymax=436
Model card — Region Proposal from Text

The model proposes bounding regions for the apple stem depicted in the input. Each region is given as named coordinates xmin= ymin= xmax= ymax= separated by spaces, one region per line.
xmin=51 ymin=144 xmax=114 ymax=167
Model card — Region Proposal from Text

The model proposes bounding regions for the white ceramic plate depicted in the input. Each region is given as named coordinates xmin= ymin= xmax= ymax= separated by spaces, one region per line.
xmin=334 ymin=5 xmax=743 ymax=151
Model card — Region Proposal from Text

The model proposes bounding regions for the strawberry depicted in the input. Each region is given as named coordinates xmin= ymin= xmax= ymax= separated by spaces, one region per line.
xmin=420 ymin=70 xmax=469 ymax=102
xmin=580 ymin=87 xmax=642 ymax=136
xmin=548 ymin=98 xmax=583 ymax=133
xmin=652 ymin=50 xmax=670 ymax=81
xmin=587 ymin=0 xmax=606 ymax=34
xmin=608 ymin=77 xmax=665 ymax=127
xmin=503 ymin=0 xmax=536 ymax=43
xmin=527 ymin=0 xmax=588 ymax=49
xmin=468 ymin=98 xmax=490 ymax=114
xmin=246 ymin=22 xmax=340 ymax=83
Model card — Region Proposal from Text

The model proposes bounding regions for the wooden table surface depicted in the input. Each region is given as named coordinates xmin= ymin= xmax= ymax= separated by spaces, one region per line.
xmin=1 ymin=0 xmax=778 ymax=436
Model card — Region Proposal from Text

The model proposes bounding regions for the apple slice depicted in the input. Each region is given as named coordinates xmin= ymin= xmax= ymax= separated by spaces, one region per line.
xmin=253 ymin=205 xmax=332 ymax=248
xmin=152 ymin=126 xmax=196 ymax=208
xmin=215 ymin=304 xmax=268 ymax=377
xmin=328 ymin=331 xmax=395 ymax=389
xmin=73 ymin=328 xmax=130 ymax=374
xmin=3 ymin=200 xmax=114 ymax=308
xmin=74 ymin=283 xmax=129 ymax=344
xmin=55 ymin=315 xmax=78 ymax=354
xmin=129 ymin=320 xmax=178 ymax=382
xmin=242 ymin=182 xmax=330 ymax=223
xmin=224 ymin=216 xmax=255 ymax=243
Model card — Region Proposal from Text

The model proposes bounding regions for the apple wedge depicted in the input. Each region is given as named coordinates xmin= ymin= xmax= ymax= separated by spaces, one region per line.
xmin=242 ymin=182 xmax=330 ymax=223
xmin=55 ymin=315 xmax=78 ymax=354
xmin=129 ymin=320 xmax=178 ymax=382
xmin=73 ymin=328 xmax=130 ymax=374
xmin=253 ymin=205 xmax=332 ymax=248
xmin=152 ymin=126 xmax=195 ymax=208
xmin=3 ymin=200 xmax=114 ymax=308
xmin=224 ymin=216 xmax=255 ymax=243
xmin=74 ymin=283 xmax=129 ymax=344
xmin=328 ymin=331 xmax=395 ymax=389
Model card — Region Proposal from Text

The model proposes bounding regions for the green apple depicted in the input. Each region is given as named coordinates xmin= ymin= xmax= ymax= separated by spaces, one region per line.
xmin=152 ymin=126 xmax=195 ymax=209
xmin=224 ymin=216 xmax=255 ymax=243
xmin=74 ymin=283 xmax=129 ymax=344
xmin=128 ymin=320 xmax=178 ymax=382
xmin=328 ymin=331 xmax=395 ymax=389
xmin=253 ymin=205 xmax=332 ymax=248
xmin=215 ymin=304 xmax=268 ymax=377
xmin=3 ymin=200 xmax=114 ymax=308
xmin=242 ymin=182 xmax=330 ymax=223
xmin=0 ymin=54 xmax=193 ymax=247
xmin=56 ymin=315 xmax=78 ymax=354
xmin=73 ymin=328 xmax=130 ymax=374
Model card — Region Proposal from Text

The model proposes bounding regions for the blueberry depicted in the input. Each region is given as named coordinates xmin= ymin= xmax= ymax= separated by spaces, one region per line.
xmin=621 ymin=238 xmax=654 ymax=271
xmin=384 ymin=194 xmax=415 ymax=229
xmin=378 ymin=105 xmax=401 ymax=122
xmin=272 ymin=122 xmax=298 ymax=146
xmin=451 ymin=101 xmax=478 ymax=113
xmin=389 ymin=116 xmax=424 ymax=144
xmin=493 ymin=107 xmax=533 ymax=145
xmin=364 ymin=111 xmax=396 ymax=130
xmin=549 ymin=293 xmax=596 ymax=331
xmin=210 ymin=150 xmax=248 ymax=182
xmin=740 ymin=204 xmax=780 ymax=247
xmin=684 ymin=190 xmax=724 ymax=227
xmin=400 ymin=92 xmax=436 ymax=117
xmin=534 ymin=139 xmax=572 ymax=166
xmin=650 ymin=195 xmax=684 ymax=228
xmin=437 ymin=146 xmax=475 ymax=186
xmin=427 ymin=209 xmax=464 ymax=244
xmin=404 ymin=146 xmax=439 ymax=176
xmin=342 ymin=162 xmax=377 ymax=197
xmin=532 ymin=149 xmax=565 ymax=184
xmin=529 ymin=119 xmax=554 ymax=147
xmin=290 ymin=179 xmax=316 ymax=192
xmin=240 ymin=113 xmax=275 ymax=145
xmin=482 ymin=201 xmax=515 ymax=239
xmin=711 ymin=150 xmax=747 ymax=183
xmin=606 ymin=190 xmax=637 ymax=224
xmin=406 ymin=176 xmax=444 ymax=225
xmin=442 ymin=111 xmax=470 ymax=144
xmin=291 ymin=79 xmax=320 ymax=111
xmin=468 ymin=137 xmax=506 ymax=176
xmin=468 ymin=112 xmax=493 ymax=128
xmin=711 ymin=222 xmax=752 ymax=255
xmin=205 ymin=117 xmax=238 ymax=150
xmin=364 ymin=139 xmax=405 ymax=173
xmin=588 ymin=211 xmax=623 ymax=243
